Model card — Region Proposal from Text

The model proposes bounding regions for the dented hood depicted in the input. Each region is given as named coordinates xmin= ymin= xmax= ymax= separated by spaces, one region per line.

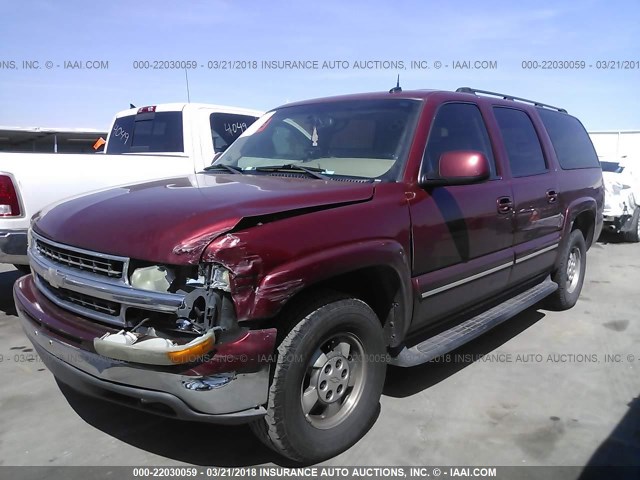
xmin=34 ymin=174 xmax=374 ymax=264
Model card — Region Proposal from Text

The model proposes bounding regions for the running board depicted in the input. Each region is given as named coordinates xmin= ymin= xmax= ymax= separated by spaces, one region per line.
xmin=389 ymin=277 xmax=558 ymax=367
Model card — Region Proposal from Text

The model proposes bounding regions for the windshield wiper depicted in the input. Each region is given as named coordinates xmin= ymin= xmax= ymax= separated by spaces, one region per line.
xmin=254 ymin=164 xmax=330 ymax=180
xmin=203 ymin=164 xmax=244 ymax=174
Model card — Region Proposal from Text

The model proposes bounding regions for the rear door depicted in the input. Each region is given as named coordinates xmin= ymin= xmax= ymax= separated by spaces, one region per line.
xmin=492 ymin=107 xmax=562 ymax=285
xmin=409 ymin=102 xmax=514 ymax=331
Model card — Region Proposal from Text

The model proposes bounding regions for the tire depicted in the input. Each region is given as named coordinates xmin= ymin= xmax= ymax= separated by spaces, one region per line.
xmin=622 ymin=208 xmax=640 ymax=243
xmin=250 ymin=293 xmax=387 ymax=463
xmin=546 ymin=229 xmax=587 ymax=310
xmin=13 ymin=264 xmax=30 ymax=275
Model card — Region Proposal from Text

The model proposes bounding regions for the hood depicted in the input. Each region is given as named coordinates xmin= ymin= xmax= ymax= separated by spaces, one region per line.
xmin=34 ymin=174 xmax=374 ymax=264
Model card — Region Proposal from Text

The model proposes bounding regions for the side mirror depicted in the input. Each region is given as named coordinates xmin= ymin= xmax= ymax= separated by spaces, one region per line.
xmin=422 ymin=151 xmax=490 ymax=186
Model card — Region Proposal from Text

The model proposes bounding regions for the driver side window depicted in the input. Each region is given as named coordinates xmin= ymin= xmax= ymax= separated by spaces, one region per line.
xmin=423 ymin=103 xmax=496 ymax=179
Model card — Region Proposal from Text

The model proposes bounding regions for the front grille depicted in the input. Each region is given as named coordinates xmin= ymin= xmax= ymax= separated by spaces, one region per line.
xmin=30 ymin=232 xmax=183 ymax=328
xmin=37 ymin=274 xmax=121 ymax=317
xmin=35 ymin=237 xmax=126 ymax=279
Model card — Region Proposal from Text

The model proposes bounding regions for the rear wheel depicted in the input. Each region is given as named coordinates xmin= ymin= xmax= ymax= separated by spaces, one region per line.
xmin=623 ymin=207 xmax=640 ymax=243
xmin=250 ymin=294 xmax=386 ymax=463
xmin=546 ymin=229 xmax=586 ymax=310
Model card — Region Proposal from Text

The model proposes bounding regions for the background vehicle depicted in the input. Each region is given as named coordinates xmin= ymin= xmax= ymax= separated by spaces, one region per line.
xmin=15 ymin=87 xmax=603 ymax=463
xmin=0 ymin=103 xmax=262 ymax=270
xmin=600 ymin=157 xmax=640 ymax=242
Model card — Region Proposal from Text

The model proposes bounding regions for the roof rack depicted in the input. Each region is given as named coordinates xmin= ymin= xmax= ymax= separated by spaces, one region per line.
xmin=456 ymin=87 xmax=567 ymax=113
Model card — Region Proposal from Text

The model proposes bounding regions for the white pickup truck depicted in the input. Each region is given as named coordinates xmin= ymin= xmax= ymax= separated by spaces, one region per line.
xmin=0 ymin=103 xmax=262 ymax=270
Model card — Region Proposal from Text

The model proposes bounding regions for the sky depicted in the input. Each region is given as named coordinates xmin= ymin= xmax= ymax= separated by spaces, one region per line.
xmin=1 ymin=0 xmax=639 ymax=131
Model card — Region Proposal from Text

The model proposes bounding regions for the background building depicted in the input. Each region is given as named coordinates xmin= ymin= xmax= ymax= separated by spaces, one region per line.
xmin=0 ymin=126 xmax=107 ymax=153
xmin=589 ymin=131 xmax=640 ymax=160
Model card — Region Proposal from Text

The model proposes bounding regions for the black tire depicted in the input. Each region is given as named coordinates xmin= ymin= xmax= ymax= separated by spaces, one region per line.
xmin=546 ymin=229 xmax=587 ymax=310
xmin=622 ymin=208 xmax=640 ymax=243
xmin=13 ymin=264 xmax=30 ymax=275
xmin=250 ymin=293 xmax=387 ymax=463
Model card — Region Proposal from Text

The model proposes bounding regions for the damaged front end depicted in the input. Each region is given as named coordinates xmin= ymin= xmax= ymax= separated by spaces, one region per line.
xmin=94 ymin=262 xmax=238 ymax=365
xmin=603 ymin=176 xmax=637 ymax=233
xmin=20 ymin=231 xmax=276 ymax=421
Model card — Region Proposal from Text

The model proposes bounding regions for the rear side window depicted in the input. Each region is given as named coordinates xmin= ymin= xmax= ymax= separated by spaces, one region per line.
xmin=423 ymin=103 xmax=496 ymax=178
xmin=106 ymin=111 xmax=184 ymax=154
xmin=537 ymin=109 xmax=600 ymax=169
xmin=210 ymin=113 xmax=258 ymax=153
xmin=494 ymin=108 xmax=547 ymax=177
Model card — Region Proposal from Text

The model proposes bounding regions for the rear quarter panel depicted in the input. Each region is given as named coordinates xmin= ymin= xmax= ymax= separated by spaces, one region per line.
xmin=558 ymin=167 xmax=604 ymax=248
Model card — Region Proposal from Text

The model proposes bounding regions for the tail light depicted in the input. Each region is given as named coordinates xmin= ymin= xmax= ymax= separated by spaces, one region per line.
xmin=0 ymin=174 xmax=22 ymax=217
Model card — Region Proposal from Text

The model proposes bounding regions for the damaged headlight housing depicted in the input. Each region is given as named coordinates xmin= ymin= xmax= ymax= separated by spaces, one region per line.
xmin=98 ymin=263 xmax=237 ymax=365
xmin=209 ymin=265 xmax=231 ymax=292
xmin=130 ymin=265 xmax=176 ymax=292
xmin=129 ymin=263 xmax=231 ymax=293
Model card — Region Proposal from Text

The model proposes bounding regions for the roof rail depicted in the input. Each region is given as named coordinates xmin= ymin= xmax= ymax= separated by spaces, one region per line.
xmin=456 ymin=87 xmax=567 ymax=113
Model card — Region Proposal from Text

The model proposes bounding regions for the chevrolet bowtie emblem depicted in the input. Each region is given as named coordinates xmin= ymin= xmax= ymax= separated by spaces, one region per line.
xmin=47 ymin=267 xmax=64 ymax=289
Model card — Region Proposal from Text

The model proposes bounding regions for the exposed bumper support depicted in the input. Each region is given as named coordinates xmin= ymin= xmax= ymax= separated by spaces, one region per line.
xmin=0 ymin=229 xmax=28 ymax=264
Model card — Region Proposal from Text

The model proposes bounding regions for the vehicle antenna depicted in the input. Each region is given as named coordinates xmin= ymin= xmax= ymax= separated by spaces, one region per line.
xmin=185 ymin=69 xmax=191 ymax=103
xmin=389 ymin=75 xmax=402 ymax=93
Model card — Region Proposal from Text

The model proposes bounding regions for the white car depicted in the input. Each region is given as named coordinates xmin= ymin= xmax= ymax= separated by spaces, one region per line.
xmin=601 ymin=158 xmax=640 ymax=242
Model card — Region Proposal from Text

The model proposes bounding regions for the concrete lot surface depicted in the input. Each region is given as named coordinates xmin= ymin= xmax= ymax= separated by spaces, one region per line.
xmin=0 ymin=236 xmax=639 ymax=472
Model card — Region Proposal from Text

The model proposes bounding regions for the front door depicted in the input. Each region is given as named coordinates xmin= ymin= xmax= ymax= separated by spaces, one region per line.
xmin=409 ymin=102 xmax=514 ymax=332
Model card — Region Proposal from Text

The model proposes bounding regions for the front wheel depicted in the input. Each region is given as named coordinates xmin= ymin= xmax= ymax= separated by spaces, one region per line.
xmin=546 ymin=229 xmax=586 ymax=310
xmin=250 ymin=295 xmax=387 ymax=463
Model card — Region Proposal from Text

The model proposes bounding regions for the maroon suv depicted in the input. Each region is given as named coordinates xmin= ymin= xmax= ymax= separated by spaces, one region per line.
xmin=15 ymin=87 xmax=603 ymax=463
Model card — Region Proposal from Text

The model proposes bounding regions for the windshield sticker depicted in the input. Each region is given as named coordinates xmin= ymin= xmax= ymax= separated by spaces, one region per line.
xmin=224 ymin=122 xmax=249 ymax=136
xmin=312 ymin=126 xmax=318 ymax=146
xmin=112 ymin=123 xmax=130 ymax=144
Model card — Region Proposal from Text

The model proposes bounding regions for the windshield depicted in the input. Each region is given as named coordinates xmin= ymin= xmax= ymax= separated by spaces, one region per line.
xmin=600 ymin=161 xmax=624 ymax=173
xmin=214 ymin=99 xmax=421 ymax=180
xmin=106 ymin=111 xmax=184 ymax=154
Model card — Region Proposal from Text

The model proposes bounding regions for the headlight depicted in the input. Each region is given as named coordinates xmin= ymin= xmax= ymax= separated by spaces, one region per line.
xmin=130 ymin=265 xmax=176 ymax=292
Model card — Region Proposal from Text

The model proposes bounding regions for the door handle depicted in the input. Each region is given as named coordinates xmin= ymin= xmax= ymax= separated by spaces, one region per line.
xmin=546 ymin=189 xmax=558 ymax=204
xmin=497 ymin=196 xmax=513 ymax=214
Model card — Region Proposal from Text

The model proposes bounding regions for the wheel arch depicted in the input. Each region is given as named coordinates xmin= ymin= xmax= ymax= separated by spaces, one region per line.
xmin=562 ymin=198 xmax=597 ymax=250
xmin=572 ymin=210 xmax=596 ymax=248
xmin=250 ymin=240 xmax=413 ymax=348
